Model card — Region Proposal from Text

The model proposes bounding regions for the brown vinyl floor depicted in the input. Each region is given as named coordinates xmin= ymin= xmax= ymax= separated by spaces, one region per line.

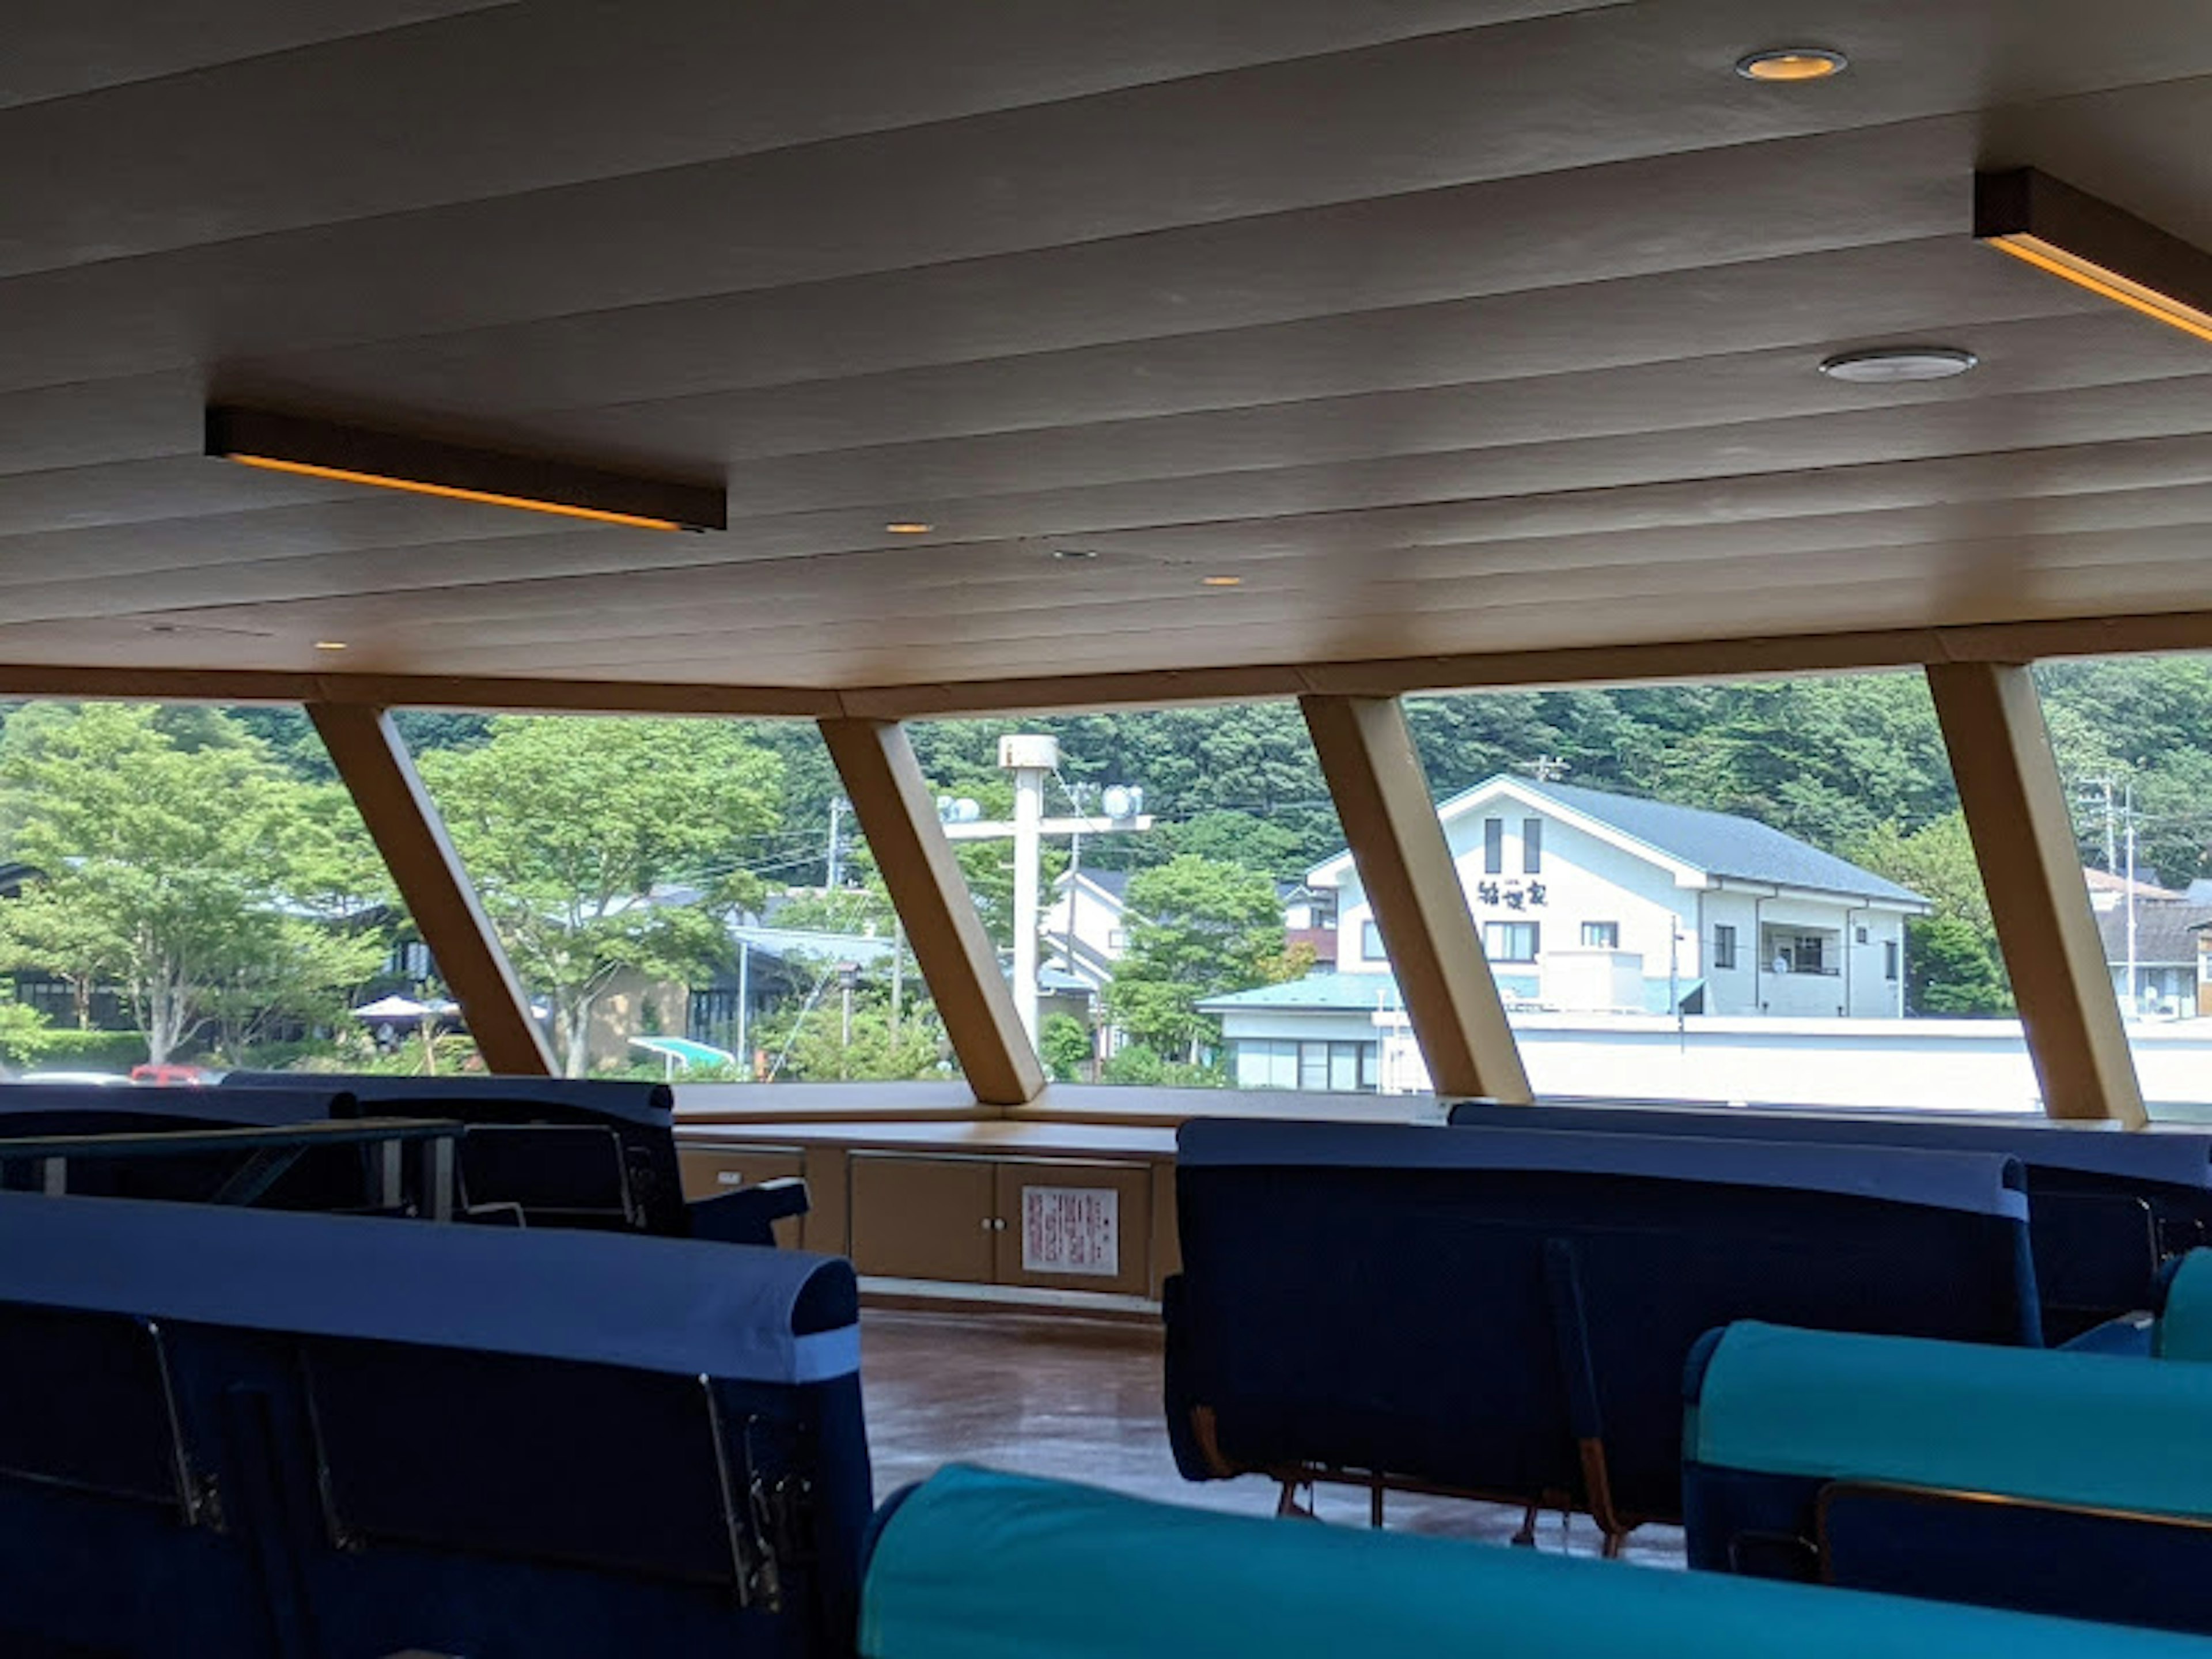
xmin=859 ymin=1307 xmax=1685 ymax=1567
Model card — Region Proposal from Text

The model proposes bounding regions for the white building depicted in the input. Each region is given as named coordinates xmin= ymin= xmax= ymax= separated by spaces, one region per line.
xmin=1317 ymin=775 xmax=1927 ymax=1018
xmin=1209 ymin=776 xmax=1929 ymax=1093
xmin=1041 ymin=868 xmax=1132 ymax=997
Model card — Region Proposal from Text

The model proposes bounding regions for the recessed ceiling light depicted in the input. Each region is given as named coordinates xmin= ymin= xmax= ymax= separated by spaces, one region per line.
xmin=1818 ymin=347 xmax=1978 ymax=384
xmin=314 ymin=640 xmax=349 ymax=651
xmin=1735 ymin=47 xmax=1848 ymax=82
xmin=1200 ymin=575 xmax=1244 ymax=588
xmin=1049 ymin=545 xmax=1099 ymax=560
xmin=885 ymin=521 xmax=934 ymax=535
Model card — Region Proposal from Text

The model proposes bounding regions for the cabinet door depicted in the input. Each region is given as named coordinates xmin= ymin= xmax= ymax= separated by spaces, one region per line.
xmin=677 ymin=1145 xmax=807 ymax=1247
xmin=849 ymin=1156 xmax=997 ymax=1283
xmin=992 ymin=1162 xmax=1152 ymax=1296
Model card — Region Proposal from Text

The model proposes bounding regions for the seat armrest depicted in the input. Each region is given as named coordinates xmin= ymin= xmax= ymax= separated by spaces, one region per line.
xmin=687 ymin=1177 xmax=810 ymax=1246
xmin=2056 ymin=1311 xmax=2156 ymax=1357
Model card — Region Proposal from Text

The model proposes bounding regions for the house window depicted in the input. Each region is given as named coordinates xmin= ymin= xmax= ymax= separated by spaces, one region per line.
xmin=1714 ymin=925 xmax=1737 ymax=969
xmin=1885 ymin=940 xmax=1900 ymax=981
xmin=1108 ymin=929 xmax=1128 ymax=950
xmin=1794 ymin=934 xmax=1825 ymax=974
xmin=1483 ymin=816 xmax=1504 ymax=874
xmin=1581 ymin=921 xmax=1619 ymax=949
xmin=1298 ymin=1043 xmax=1330 ymax=1092
xmin=1484 ymin=921 xmax=1539 ymax=962
xmin=1522 ymin=817 xmax=1544 ymax=874
xmin=1855 ymin=926 xmax=1870 ymax=945
xmin=1360 ymin=920 xmax=1387 ymax=961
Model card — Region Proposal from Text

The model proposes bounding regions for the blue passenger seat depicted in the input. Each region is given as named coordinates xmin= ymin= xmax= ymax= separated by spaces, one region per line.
xmin=1165 ymin=1117 xmax=2038 ymax=1549
xmin=1683 ymin=1319 xmax=2212 ymax=1634
xmin=0 ymin=1191 xmax=870 ymax=1659
xmin=1448 ymin=1099 xmax=2212 ymax=1337
xmin=857 ymin=1465 xmax=2206 ymax=1658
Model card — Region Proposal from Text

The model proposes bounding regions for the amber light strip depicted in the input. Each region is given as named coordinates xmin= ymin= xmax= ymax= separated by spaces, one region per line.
xmin=228 ymin=454 xmax=688 ymax=531
xmin=1986 ymin=234 xmax=2212 ymax=347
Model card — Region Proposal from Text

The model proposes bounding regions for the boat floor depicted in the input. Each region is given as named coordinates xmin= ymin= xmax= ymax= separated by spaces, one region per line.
xmin=860 ymin=1308 xmax=1687 ymax=1567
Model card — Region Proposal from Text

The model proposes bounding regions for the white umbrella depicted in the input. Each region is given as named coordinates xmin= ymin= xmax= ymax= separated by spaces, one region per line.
xmin=353 ymin=993 xmax=433 ymax=1021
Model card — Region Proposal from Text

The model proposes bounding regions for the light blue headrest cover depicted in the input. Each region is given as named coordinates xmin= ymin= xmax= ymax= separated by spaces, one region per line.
xmin=1690 ymin=1321 xmax=2212 ymax=1518
xmin=0 ymin=1191 xmax=855 ymax=1385
xmin=861 ymin=1466 xmax=2209 ymax=1658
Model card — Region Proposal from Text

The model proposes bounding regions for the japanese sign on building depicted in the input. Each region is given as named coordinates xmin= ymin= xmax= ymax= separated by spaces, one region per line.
xmin=1475 ymin=880 xmax=1547 ymax=910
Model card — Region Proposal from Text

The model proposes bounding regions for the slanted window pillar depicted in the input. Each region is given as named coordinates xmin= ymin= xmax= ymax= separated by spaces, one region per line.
xmin=306 ymin=703 xmax=554 ymax=1077
xmin=1301 ymin=694 xmax=1532 ymax=1103
xmin=819 ymin=717 xmax=1045 ymax=1108
xmin=1925 ymin=662 xmax=2145 ymax=1126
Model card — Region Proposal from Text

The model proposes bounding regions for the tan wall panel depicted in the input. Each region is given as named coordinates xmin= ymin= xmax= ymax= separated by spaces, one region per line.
xmin=848 ymin=1155 xmax=998 ymax=1283
xmin=991 ymin=1161 xmax=1153 ymax=1297
xmin=1149 ymin=1161 xmax=1181 ymax=1297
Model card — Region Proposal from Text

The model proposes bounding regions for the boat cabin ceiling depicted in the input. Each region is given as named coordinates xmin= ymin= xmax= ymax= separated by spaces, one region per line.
xmin=9 ymin=1 xmax=2212 ymax=710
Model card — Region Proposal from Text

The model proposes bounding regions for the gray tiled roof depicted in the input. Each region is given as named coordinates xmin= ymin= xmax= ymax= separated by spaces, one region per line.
xmin=2095 ymin=902 xmax=2212 ymax=968
xmin=1463 ymin=777 xmax=1928 ymax=907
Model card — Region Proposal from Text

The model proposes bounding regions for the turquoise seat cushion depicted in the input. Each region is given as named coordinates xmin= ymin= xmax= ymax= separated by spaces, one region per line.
xmin=859 ymin=1465 xmax=2211 ymax=1658
xmin=2157 ymin=1251 xmax=2212 ymax=1362
xmin=1690 ymin=1321 xmax=2212 ymax=1519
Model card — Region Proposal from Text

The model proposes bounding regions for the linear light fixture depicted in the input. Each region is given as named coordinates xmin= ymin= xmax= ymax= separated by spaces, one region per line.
xmin=1975 ymin=169 xmax=2212 ymax=347
xmin=206 ymin=408 xmax=726 ymax=532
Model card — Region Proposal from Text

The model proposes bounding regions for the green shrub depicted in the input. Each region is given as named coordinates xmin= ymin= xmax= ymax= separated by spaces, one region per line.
xmin=25 ymin=1028 xmax=148 ymax=1073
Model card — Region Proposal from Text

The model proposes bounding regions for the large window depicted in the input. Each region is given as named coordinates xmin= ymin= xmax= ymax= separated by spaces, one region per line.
xmin=1405 ymin=675 xmax=2017 ymax=1111
xmin=0 ymin=702 xmax=417 ymax=1078
xmin=412 ymin=715 xmax=955 ymax=1087
xmin=2037 ymin=654 xmax=2212 ymax=1115
xmin=907 ymin=703 xmax=1357 ymax=1090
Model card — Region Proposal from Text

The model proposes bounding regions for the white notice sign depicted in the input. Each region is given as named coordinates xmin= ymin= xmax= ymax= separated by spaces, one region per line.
xmin=1021 ymin=1185 xmax=1119 ymax=1277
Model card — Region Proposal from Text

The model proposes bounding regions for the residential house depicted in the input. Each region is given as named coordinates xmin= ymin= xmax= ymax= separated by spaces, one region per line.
xmin=1206 ymin=775 xmax=1929 ymax=1092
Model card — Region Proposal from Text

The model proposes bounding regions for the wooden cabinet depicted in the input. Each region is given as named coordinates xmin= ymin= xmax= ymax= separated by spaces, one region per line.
xmin=844 ymin=1152 xmax=1154 ymax=1295
xmin=848 ymin=1156 xmax=999 ymax=1283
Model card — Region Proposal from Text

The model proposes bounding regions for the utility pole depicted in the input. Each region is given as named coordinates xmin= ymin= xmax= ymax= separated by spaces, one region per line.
xmin=825 ymin=796 xmax=848 ymax=891
xmin=940 ymin=743 xmax=1153 ymax=1049
xmin=889 ymin=914 xmax=904 ymax=1044
xmin=1000 ymin=735 xmax=1056 ymax=1047
xmin=2124 ymin=777 xmax=2139 ymax=1017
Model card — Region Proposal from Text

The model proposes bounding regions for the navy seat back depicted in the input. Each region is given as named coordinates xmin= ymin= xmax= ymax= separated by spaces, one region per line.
xmin=0 ymin=1082 xmax=372 ymax=1211
xmin=1683 ymin=1320 xmax=2212 ymax=1635
xmin=1449 ymin=1100 xmax=2212 ymax=1334
xmin=225 ymin=1073 xmax=690 ymax=1235
xmin=0 ymin=1191 xmax=870 ymax=1659
xmin=1166 ymin=1119 xmax=2036 ymax=1535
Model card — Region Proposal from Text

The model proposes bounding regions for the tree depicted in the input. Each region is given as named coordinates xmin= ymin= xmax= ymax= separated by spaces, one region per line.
xmin=1040 ymin=1012 xmax=1093 ymax=1082
xmin=0 ymin=988 xmax=54 ymax=1070
xmin=1105 ymin=855 xmax=1294 ymax=1062
xmin=1907 ymin=916 xmax=2013 ymax=1017
xmin=0 ymin=705 xmax=385 ymax=1062
xmin=1846 ymin=813 xmax=2013 ymax=1017
xmin=418 ymin=718 xmax=783 ymax=1076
